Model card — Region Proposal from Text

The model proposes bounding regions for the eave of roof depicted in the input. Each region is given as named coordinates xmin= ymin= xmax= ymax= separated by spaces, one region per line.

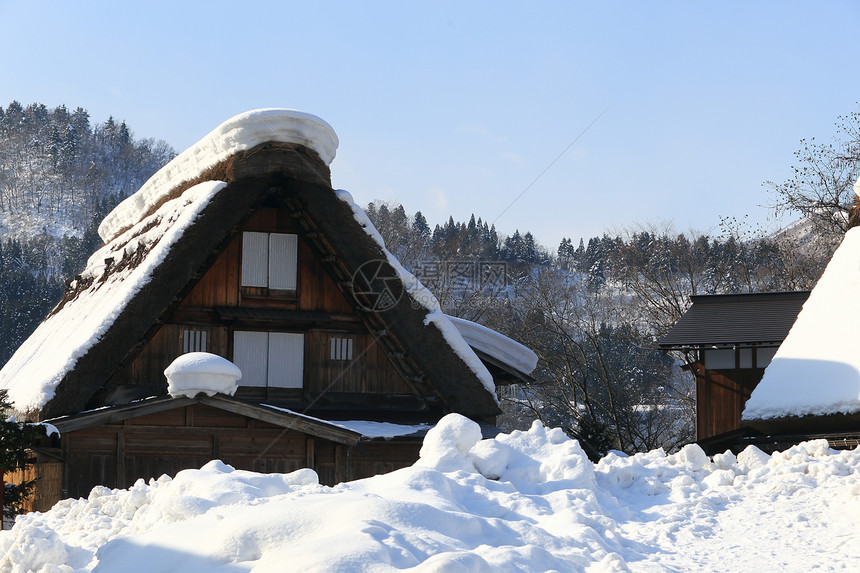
xmin=44 ymin=394 xmax=363 ymax=446
xmin=659 ymin=291 xmax=810 ymax=348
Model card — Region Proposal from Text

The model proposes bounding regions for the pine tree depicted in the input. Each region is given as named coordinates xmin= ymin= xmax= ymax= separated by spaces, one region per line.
xmin=0 ymin=389 xmax=37 ymax=520
xmin=412 ymin=211 xmax=430 ymax=238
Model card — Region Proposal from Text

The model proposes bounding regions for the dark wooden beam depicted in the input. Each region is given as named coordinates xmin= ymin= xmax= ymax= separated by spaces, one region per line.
xmin=49 ymin=397 xmax=198 ymax=433
xmin=200 ymin=396 xmax=361 ymax=446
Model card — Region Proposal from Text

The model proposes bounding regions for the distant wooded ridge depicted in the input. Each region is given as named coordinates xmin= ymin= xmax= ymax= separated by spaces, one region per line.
xmin=0 ymin=101 xmax=850 ymax=455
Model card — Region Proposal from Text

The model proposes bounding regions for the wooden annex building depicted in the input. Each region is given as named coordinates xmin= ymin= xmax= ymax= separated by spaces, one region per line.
xmin=0 ymin=110 xmax=536 ymax=511
xmin=659 ymin=291 xmax=808 ymax=450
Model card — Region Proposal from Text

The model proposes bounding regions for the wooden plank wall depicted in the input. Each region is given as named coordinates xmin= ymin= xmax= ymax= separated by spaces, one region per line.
xmin=181 ymin=207 xmax=354 ymax=314
xmin=59 ymin=404 xmax=423 ymax=500
xmin=304 ymin=332 xmax=412 ymax=394
xmin=109 ymin=205 xmax=413 ymax=400
xmin=3 ymin=461 xmax=63 ymax=513
xmin=697 ymin=364 xmax=764 ymax=439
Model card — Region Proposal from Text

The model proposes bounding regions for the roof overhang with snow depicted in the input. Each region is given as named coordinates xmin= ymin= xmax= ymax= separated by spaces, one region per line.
xmin=447 ymin=315 xmax=538 ymax=383
xmin=45 ymin=394 xmax=363 ymax=446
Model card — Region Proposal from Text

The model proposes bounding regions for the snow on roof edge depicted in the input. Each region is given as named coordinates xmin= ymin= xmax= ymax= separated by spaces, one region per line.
xmin=261 ymin=404 xmax=433 ymax=439
xmin=334 ymin=189 xmax=499 ymax=402
xmin=742 ymin=225 xmax=860 ymax=421
xmin=99 ymin=109 xmax=338 ymax=243
xmin=446 ymin=315 xmax=538 ymax=375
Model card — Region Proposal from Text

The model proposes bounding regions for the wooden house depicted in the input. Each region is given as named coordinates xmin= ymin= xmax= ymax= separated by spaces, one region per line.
xmin=658 ymin=292 xmax=808 ymax=444
xmin=0 ymin=110 xmax=536 ymax=510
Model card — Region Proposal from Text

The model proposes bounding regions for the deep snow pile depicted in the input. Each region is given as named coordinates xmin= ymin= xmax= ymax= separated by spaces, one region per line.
xmin=3 ymin=415 xmax=860 ymax=572
xmin=164 ymin=352 xmax=242 ymax=398
xmin=744 ymin=225 xmax=860 ymax=420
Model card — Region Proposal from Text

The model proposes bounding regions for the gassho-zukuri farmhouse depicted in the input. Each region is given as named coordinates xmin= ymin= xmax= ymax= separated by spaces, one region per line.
xmin=0 ymin=109 xmax=538 ymax=509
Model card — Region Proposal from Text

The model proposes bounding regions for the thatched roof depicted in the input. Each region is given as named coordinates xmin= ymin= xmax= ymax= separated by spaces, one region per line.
xmin=0 ymin=110 xmax=508 ymax=421
xmin=742 ymin=225 xmax=860 ymax=431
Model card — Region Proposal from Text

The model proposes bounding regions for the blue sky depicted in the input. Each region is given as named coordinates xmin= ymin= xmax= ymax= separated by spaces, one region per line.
xmin=3 ymin=1 xmax=859 ymax=251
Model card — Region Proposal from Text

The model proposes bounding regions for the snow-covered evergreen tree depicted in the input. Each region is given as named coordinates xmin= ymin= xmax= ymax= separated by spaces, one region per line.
xmin=0 ymin=389 xmax=37 ymax=520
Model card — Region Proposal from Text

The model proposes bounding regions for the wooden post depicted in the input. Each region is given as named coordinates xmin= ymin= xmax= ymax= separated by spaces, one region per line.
xmin=306 ymin=437 xmax=315 ymax=470
xmin=334 ymin=445 xmax=344 ymax=484
xmin=116 ymin=432 xmax=125 ymax=489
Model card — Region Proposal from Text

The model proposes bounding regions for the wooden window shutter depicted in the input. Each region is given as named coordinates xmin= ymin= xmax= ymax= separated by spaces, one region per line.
xmin=268 ymin=332 xmax=304 ymax=388
xmin=233 ymin=331 xmax=269 ymax=387
xmin=241 ymin=232 xmax=269 ymax=287
xmin=268 ymin=233 xmax=298 ymax=290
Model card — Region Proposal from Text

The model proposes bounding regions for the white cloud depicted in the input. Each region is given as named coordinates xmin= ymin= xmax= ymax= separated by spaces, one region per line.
xmin=428 ymin=186 xmax=448 ymax=213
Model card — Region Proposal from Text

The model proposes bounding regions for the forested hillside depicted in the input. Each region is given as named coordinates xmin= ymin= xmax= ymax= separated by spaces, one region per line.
xmin=364 ymin=202 xmax=833 ymax=458
xmin=0 ymin=101 xmax=852 ymax=456
xmin=0 ymin=101 xmax=174 ymax=365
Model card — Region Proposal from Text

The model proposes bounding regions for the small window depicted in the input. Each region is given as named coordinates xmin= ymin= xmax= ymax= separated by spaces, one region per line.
xmin=182 ymin=329 xmax=207 ymax=353
xmin=704 ymin=348 xmax=735 ymax=370
xmin=757 ymin=347 xmax=778 ymax=368
xmin=241 ymin=232 xmax=298 ymax=290
xmin=329 ymin=338 xmax=354 ymax=361
xmin=739 ymin=348 xmax=753 ymax=369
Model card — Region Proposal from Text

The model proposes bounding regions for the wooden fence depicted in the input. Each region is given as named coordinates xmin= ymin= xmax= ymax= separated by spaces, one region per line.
xmin=2 ymin=461 xmax=64 ymax=517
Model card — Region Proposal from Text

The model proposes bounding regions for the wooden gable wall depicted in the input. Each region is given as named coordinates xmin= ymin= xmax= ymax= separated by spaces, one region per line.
xmin=99 ymin=206 xmax=415 ymax=406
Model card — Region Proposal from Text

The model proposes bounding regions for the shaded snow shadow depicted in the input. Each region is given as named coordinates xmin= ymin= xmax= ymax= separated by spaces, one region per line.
xmin=93 ymin=538 xmax=248 ymax=573
xmin=746 ymin=357 xmax=860 ymax=428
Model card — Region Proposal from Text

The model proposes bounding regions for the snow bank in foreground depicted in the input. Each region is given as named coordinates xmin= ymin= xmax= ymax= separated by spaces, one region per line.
xmin=744 ymin=226 xmax=860 ymax=420
xmin=3 ymin=415 xmax=860 ymax=572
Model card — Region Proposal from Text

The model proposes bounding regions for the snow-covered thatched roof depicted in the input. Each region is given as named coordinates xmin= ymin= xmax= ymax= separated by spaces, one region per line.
xmin=742 ymin=176 xmax=860 ymax=432
xmin=0 ymin=109 xmax=532 ymax=420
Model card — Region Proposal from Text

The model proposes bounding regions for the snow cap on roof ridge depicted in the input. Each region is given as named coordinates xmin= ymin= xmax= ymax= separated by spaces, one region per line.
xmin=99 ymin=109 xmax=338 ymax=243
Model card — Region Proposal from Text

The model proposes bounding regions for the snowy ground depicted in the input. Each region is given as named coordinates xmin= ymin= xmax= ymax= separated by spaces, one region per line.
xmin=2 ymin=414 xmax=859 ymax=572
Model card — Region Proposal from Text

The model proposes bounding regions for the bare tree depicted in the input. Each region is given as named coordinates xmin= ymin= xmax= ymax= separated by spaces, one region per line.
xmin=768 ymin=107 xmax=860 ymax=244
xmin=512 ymin=266 xmax=694 ymax=457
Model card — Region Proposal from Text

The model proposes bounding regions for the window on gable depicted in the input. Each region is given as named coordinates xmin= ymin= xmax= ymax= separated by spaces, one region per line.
xmin=329 ymin=337 xmax=354 ymax=361
xmin=241 ymin=232 xmax=298 ymax=291
xmin=233 ymin=331 xmax=304 ymax=388
xmin=182 ymin=329 xmax=208 ymax=353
